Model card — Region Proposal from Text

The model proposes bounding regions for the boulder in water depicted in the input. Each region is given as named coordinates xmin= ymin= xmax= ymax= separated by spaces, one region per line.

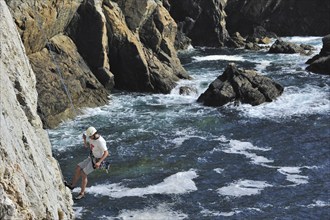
xmin=197 ymin=63 xmax=284 ymax=106
xmin=306 ymin=35 xmax=330 ymax=75
xmin=179 ymin=86 xmax=198 ymax=96
xmin=269 ymin=39 xmax=314 ymax=55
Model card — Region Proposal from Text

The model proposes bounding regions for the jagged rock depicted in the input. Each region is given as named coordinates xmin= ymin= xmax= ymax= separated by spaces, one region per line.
xmin=115 ymin=0 xmax=158 ymax=31
xmin=0 ymin=2 xmax=73 ymax=219
xmin=103 ymin=0 xmax=190 ymax=93
xmin=269 ymin=39 xmax=314 ymax=55
xmin=167 ymin=0 xmax=229 ymax=48
xmin=249 ymin=26 xmax=277 ymax=40
xmin=306 ymin=35 xmax=330 ymax=75
xmin=225 ymin=32 xmax=246 ymax=48
xmin=29 ymin=34 xmax=109 ymax=128
xmin=258 ymin=37 xmax=272 ymax=45
xmin=6 ymin=0 xmax=82 ymax=54
xmin=226 ymin=30 xmax=272 ymax=50
xmin=245 ymin=42 xmax=261 ymax=51
xmin=66 ymin=0 xmax=115 ymax=90
xmin=197 ymin=64 xmax=284 ymax=106
xmin=226 ymin=0 xmax=330 ymax=36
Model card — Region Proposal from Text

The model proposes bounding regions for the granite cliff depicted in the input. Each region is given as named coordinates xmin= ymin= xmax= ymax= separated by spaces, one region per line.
xmin=0 ymin=2 xmax=73 ymax=219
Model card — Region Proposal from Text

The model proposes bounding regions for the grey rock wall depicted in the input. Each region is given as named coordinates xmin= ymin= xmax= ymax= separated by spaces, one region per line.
xmin=0 ymin=2 xmax=73 ymax=219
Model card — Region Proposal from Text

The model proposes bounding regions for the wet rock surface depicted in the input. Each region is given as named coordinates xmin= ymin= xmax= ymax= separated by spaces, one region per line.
xmin=306 ymin=35 xmax=330 ymax=75
xmin=197 ymin=64 xmax=284 ymax=107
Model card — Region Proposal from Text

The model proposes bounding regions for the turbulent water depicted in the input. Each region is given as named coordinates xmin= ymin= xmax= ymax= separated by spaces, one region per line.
xmin=49 ymin=37 xmax=330 ymax=219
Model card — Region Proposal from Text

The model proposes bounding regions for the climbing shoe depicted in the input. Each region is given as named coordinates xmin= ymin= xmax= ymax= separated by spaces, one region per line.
xmin=74 ymin=193 xmax=85 ymax=200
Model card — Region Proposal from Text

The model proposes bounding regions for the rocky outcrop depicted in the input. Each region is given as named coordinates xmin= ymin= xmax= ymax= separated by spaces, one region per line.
xmin=225 ymin=31 xmax=272 ymax=50
xmin=66 ymin=0 xmax=114 ymax=90
xmin=29 ymin=34 xmax=109 ymax=128
xmin=306 ymin=35 xmax=330 ymax=75
xmin=197 ymin=64 xmax=284 ymax=106
xmin=226 ymin=0 xmax=330 ymax=37
xmin=0 ymin=2 xmax=73 ymax=219
xmin=269 ymin=39 xmax=314 ymax=55
xmin=167 ymin=0 xmax=229 ymax=49
xmin=7 ymin=0 xmax=111 ymax=128
xmin=102 ymin=0 xmax=190 ymax=93
xmin=6 ymin=0 xmax=192 ymax=128
xmin=6 ymin=0 xmax=83 ymax=54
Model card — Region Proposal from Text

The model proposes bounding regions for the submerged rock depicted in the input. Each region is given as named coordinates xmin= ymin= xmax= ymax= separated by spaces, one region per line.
xmin=306 ymin=35 xmax=330 ymax=75
xmin=197 ymin=64 xmax=284 ymax=106
xmin=179 ymin=86 xmax=198 ymax=96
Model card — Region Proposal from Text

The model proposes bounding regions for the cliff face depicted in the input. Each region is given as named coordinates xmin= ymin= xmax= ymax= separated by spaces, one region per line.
xmin=5 ymin=0 xmax=82 ymax=54
xmin=226 ymin=0 xmax=330 ymax=37
xmin=67 ymin=0 xmax=190 ymax=94
xmin=0 ymin=2 xmax=73 ymax=219
xmin=6 ymin=0 xmax=191 ymax=128
xmin=167 ymin=0 xmax=229 ymax=49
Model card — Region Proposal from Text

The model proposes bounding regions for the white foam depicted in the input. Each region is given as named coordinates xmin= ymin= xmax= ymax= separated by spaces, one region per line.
xmin=306 ymin=200 xmax=330 ymax=208
xmin=213 ymin=168 xmax=224 ymax=174
xmin=237 ymin=85 xmax=330 ymax=119
xmin=254 ymin=60 xmax=272 ymax=74
xmin=201 ymin=208 xmax=237 ymax=217
xmin=278 ymin=167 xmax=309 ymax=186
xmin=223 ymin=140 xmax=273 ymax=166
xmin=192 ymin=55 xmax=245 ymax=62
xmin=217 ymin=179 xmax=272 ymax=197
xmin=201 ymin=207 xmax=262 ymax=217
xmin=282 ymin=36 xmax=322 ymax=44
xmin=82 ymin=170 xmax=198 ymax=198
xmin=171 ymin=136 xmax=191 ymax=147
xmin=73 ymin=206 xmax=85 ymax=219
xmin=105 ymin=203 xmax=187 ymax=220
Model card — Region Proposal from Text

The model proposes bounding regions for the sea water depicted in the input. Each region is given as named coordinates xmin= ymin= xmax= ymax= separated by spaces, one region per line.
xmin=49 ymin=37 xmax=330 ymax=219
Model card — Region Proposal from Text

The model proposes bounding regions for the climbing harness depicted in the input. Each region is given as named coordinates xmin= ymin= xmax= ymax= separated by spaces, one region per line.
xmin=89 ymin=151 xmax=111 ymax=173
